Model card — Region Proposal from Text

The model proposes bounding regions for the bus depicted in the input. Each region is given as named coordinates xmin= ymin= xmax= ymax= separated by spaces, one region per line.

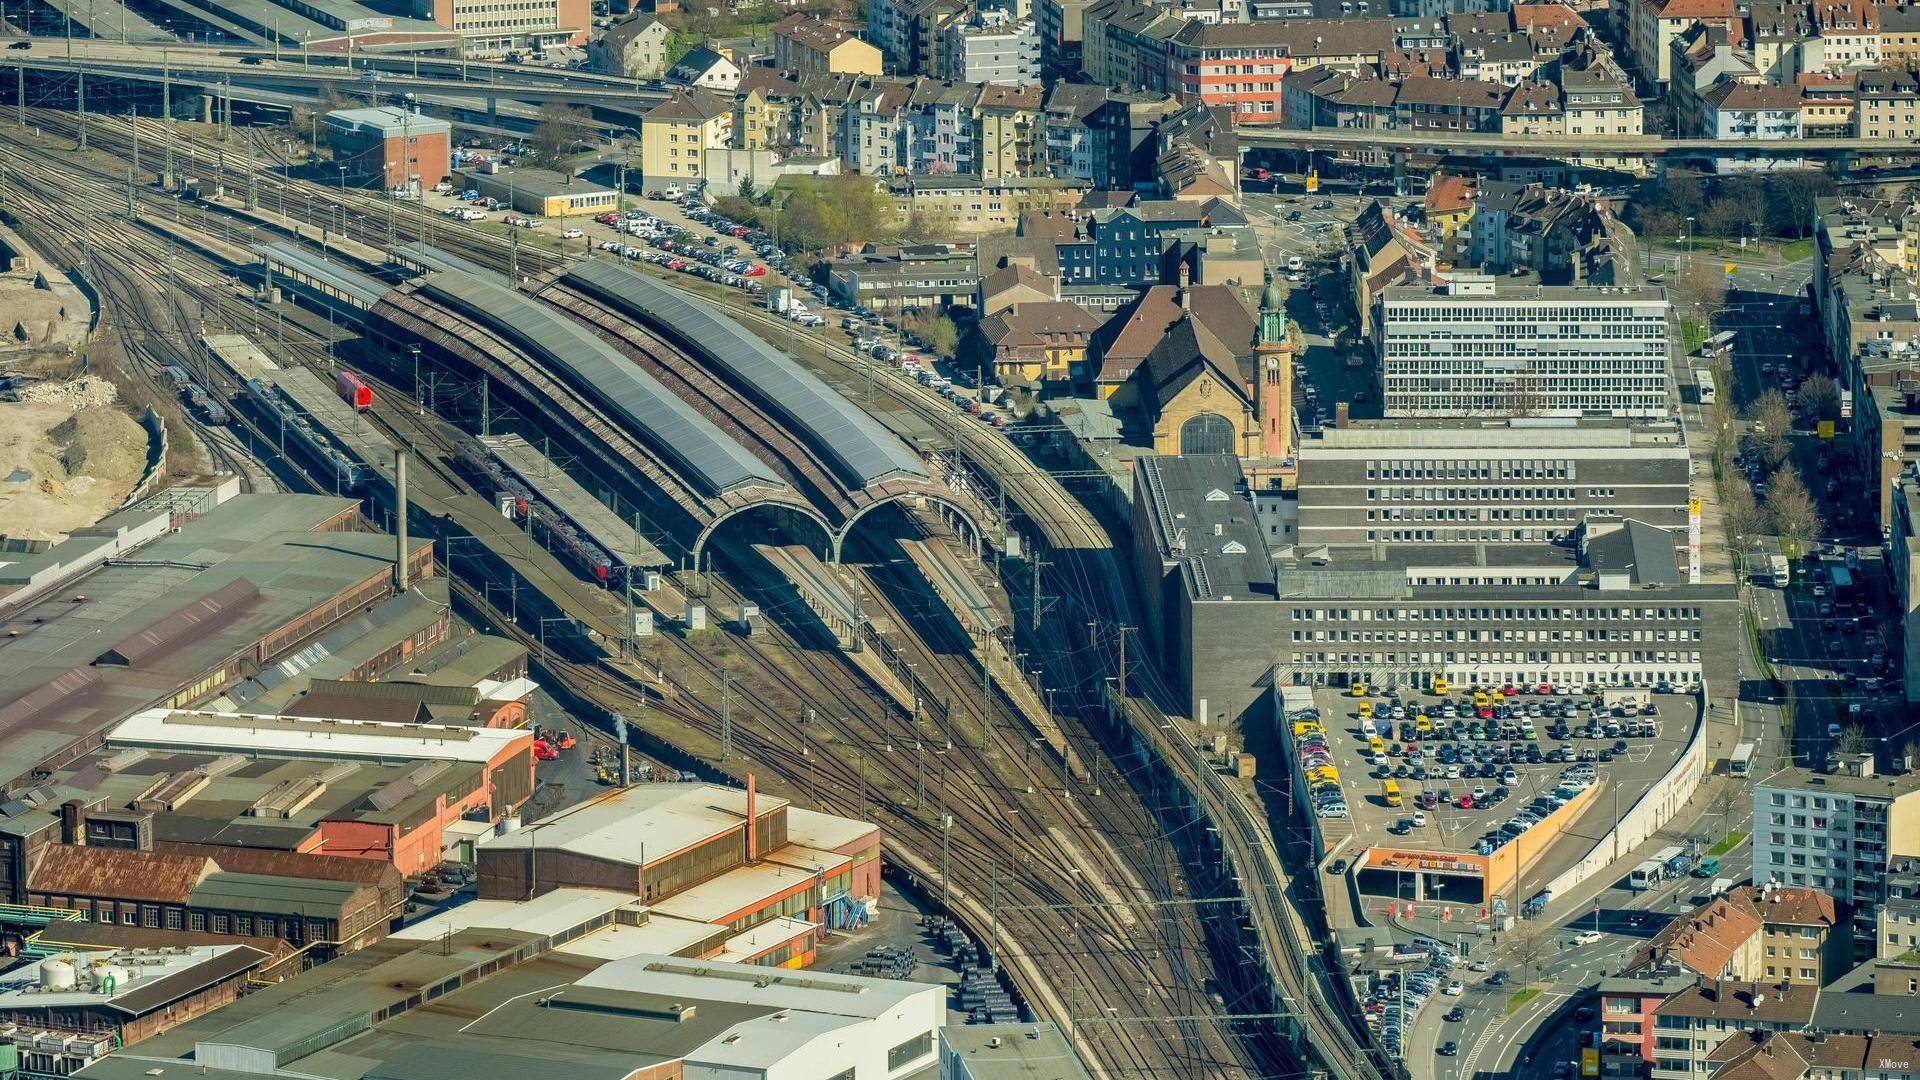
xmin=1708 ymin=330 xmax=1737 ymax=353
xmin=1730 ymin=741 xmax=1757 ymax=778
xmin=1629 ymin=859 xmax=1665 ymax=890
xmin=1694 ymin=368 xmax=1717 ymax=406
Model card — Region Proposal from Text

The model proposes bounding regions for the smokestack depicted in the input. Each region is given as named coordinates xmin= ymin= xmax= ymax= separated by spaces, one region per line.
xmin=59 ymin=800 xmax=85 ymax=846
xmin=746 ymin=774 xmax=758 ymax=863
xmin=395 ymin=451 xmax=410 ymax=593
xmin=616 ymin=715 xmax=632 ymax=787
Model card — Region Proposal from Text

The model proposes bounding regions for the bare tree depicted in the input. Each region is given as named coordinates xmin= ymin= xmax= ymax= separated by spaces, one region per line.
xmin=1673 ymin=259 xmax=1729 ymax=323
xmin=1507 ymin=922 xmax=1550 ymax=977
xmin=1766 ymin=463 xmax=1823 ymax=556
xmin=1838 ymin=722 xmax=1870 ymax=756
xmin=1722 ymin=474 xmax=1764 ymax=553
xmin=1746 ymin=389 xmax=1794 ymax=466
xmin=527 ymin=103 xmax=595 ymax=170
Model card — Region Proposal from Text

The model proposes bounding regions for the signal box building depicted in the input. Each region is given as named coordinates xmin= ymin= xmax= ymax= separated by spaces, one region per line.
xmin=324 ymin=107 xmax=452 ymax=193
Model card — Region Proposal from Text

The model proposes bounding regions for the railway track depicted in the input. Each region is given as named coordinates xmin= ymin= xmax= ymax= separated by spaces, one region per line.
xmin=1 ymin=111 xmax=1383 ymax=1080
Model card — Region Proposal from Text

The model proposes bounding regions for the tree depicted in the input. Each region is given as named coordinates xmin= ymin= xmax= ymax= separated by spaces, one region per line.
xmin=908 ymin=313 xmax=960 ymax=358
xmin=1798 ymin=373 xmax=1841 ymax=422
xmin=528 ymin=103 xmax=594 ymax=170
xmin=1700 ymin=197 xmax=1745 ymax=240
xmin=1766 ymin=463 xmax=1823 ymax=555
xmin=1672 ymin=258 xmax=1729 ymax=322
xmin=1722 ymin=474 xmax=1764 ymax=553
xmin=664 ymin=27 xmax=699 ymax=69
xmin=1838 ymin=723 xmax=1870 ymax=757
xmin=736 ymin=177 xmax=757 ymax=204
xmin=1746 ymin=388 xmax=1794 ymax=466
xmin=1506 ymin=923 xmax=1550 ymax=977
xmin=1764 ymin=171 xmax=1836 ymax=238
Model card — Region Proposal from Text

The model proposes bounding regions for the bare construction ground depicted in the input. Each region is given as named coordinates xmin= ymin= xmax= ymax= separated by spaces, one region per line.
xmin=0 ymin=376 xmax=148 ymax=541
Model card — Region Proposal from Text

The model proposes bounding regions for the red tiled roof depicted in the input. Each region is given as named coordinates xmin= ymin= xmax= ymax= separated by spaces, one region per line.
xmin=1424 ymin=173 xmax=1476 ymax=214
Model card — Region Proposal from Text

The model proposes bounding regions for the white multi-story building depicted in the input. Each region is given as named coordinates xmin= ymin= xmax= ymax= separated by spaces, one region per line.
xmin=938 ymin=9 xmax=1042 ymax=84
xmin=1376 ymin=276 xmax=1672 ymax=418
xmin=1752 ymin=759 xmax=1920 ymax=950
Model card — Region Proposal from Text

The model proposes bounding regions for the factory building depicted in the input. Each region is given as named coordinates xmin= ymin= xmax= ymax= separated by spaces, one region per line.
xmin=0 ymin=946 xmax=270 ymax=1075
xmin=70 ymin=939 xmax=947 ymax=1080
xmin=1376 ymin=275 xmax=1673 ymax=418
xmin=478 ymin=782 xmax=881 ymax=969
xmin=1130 ymin=454 xmax=1738 ymax=729
xmin=323 ymin=106 xmax=452 ymax=193
xmin=0 ymin=492 xmax=434 ymax=891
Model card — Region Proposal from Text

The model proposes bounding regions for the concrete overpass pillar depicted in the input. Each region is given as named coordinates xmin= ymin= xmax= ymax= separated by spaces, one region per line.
xmin=201 ymin=92 xmax=214 ymax=125
xmin=1392 ymin=151 xmax=1407 ymax=197
xmin=487 ymin=95 xmax=498 ymax=124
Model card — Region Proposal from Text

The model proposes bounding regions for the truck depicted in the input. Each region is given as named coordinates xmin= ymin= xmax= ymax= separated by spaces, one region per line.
xmin=1767 ymin=554 xmax=1791 ymax=588
xmin=766 ymin=285 xmax=794 ymax=314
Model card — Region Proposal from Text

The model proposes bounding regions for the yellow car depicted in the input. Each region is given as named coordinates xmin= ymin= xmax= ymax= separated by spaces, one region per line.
xmin=1358 ymin=701 xmax=1375 ymax=719
xmin=1432 ymin=677 xmax=1450 ymax=696
xmin=1416 ymin=715 xmax=1432 ymax=733
xmin=1350 ymin=683 xmax=1369 ymax=698
xmin=1473 ymin=691 xmax=1492 ymax=708
xmin=1293 ymin=720 xmax=1324 ymax=737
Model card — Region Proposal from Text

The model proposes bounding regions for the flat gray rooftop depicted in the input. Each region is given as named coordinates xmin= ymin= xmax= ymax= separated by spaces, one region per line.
xmin=257 ymin=242 xmax=389 ymax=309
xmin=0 ymin=495 xmax=419 ymax=788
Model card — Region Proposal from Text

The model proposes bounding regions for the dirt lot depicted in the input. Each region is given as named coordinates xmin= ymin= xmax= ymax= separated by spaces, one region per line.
xmin=0 ymin=377 xmax=149 ymax=541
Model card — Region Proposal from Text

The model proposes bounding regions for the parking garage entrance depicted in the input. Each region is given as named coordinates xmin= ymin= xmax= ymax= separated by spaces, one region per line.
xmin=1357 ymin=848 xmax=1498 ymax=906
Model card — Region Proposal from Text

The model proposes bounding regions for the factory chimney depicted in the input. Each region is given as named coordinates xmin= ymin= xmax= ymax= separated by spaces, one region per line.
xmin=746 ymin=774 xmax=758 ymax=864
xmin=395 ymin=451 xmax=410 ymax=593
xmin=59 ymin=800 xmax=86 ymax=846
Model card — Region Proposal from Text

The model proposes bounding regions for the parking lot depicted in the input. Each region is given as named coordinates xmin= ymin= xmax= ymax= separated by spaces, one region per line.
xmin=1297 ymin=686 xmax=1696 ymax=866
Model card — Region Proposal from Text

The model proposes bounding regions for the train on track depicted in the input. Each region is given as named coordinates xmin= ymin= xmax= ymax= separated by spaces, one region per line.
xmin=336 ymin=370 xmax=374 ymax=412
xmin=241 ymin=375 xmax=375 ymax=493
xmin=453 ymin=436 xmax=621 ymax=586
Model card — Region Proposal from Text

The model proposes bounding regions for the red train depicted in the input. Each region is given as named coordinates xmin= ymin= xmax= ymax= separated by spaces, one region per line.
xmin=335 ymin=370 xmax=374 ymax=412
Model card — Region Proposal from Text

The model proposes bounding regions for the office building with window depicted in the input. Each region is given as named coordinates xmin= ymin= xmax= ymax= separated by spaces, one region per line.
xmin=1752 ymin=758 xmax=1920 ymax=954
xmin=1295 ymin=418 xmax=1692 ymax=550
xmin=1131 ymin=454 xmax=1736 ymax=729
xmin=1376 ymin=275 xmax=1673 ymax=418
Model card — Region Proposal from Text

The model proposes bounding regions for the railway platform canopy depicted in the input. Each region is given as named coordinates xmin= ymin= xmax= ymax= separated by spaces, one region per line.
xmin=419 ymin=270 xmax=784 ymax=500
xmin=546 ymin=260 xmax=993 ymax=562
xmin=257 ymin=241 xmax=388 ymax=313
xmin=479 ymin=434 xmax=669 ymax=570
xmin=389 ymin=241 xmax=506 ymax=284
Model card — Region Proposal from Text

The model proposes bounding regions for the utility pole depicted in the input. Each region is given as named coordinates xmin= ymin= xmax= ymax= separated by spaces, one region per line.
xmin=720 ymin=671 xmax=732 ymax=760
xmin=509 ymin=227 xmax=520 ymax=281
xmin=76 ymin=71 xmax=86 ymax=151
xmin=940 ymin=813 xmax=952 ymax=909
xmin=130 ymin=120 xmax=139 ymax=175
xmin=1030 ymin=548 xmax=1048 ymax=633
xmin=1118 ymin=625 xmax=1134 ymax=701
xmin=161 ymin=59 xmax=173 ymax=192
xmin=979 ymin=640 xmax=991 ymax=751
xmin=479 ymin=376 xmax=490 ymax=435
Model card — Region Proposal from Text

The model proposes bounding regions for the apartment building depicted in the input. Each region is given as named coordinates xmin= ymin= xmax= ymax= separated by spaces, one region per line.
xmin=1628 ymin=0 xmax=1738 ymax=85
xmin=589 ymin=13 xmax=670 ymax=76
xmin=1293 ymin=419 xmax=1692 ymax=550
xmin=939 ymin=9 xmax=1042 ymax=85
xmin=772 ymin=14 xmax=884 ymax=76
xmin=1597 ymin=970 xmax=1703 ymax=1080
xmin=1812 ymin=196 xmax=1920 ymax=536
xmin=1376 ymin=276 xmax=1672 ymax=419
xmin=640 ymin=90 xmax=733 ymax=187
xmin=1885 ymin=3 xmax=1920 ymax=66
xmin=1648 ymin=981 xmax=1819 ymax=1080
xmin=1752 ymin=760 xmax=1920 ymax=951
xmin=1855 ymin=67 xmax=1920 ymax=141
xmin=1895 ymin=480 xmax=1920 ymax=706
xmin=1879 ymin=896 xmax=1920 ymax=959
xmin=1808 ymin=0 xmax=1883 ymax=70
xmin=1167 ymin=21 xmax=1293 ymax=124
